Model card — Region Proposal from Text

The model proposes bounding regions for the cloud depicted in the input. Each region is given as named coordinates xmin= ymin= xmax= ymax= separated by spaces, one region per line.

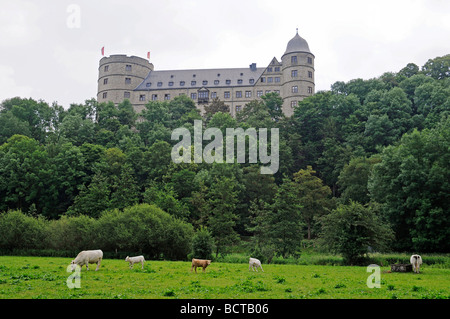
xmin=0 ymin=1 xmax=41 ymax=47
xmin=0 ymin=65 xmax=35 ymax=102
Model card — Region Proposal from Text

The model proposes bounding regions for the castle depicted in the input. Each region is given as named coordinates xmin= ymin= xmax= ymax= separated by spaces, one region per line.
xmin=97 ymin=31 xmax=314 ymax=117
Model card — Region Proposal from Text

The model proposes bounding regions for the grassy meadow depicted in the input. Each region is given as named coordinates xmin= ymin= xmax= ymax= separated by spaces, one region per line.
xmin=0 ymin=256 xmax=448 ymax=299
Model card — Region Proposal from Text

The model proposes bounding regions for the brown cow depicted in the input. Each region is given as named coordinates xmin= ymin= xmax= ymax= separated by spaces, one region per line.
xmin=191 ymin=258 xmax=211 ymax=273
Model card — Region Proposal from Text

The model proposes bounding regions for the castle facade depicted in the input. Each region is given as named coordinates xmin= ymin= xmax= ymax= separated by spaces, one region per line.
xmin=97 ymin=31 xmax=314 ymax=117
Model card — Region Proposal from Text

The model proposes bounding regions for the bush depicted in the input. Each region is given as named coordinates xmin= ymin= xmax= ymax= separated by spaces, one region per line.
xmin=95 ymin=203 xmax=194 ymax=260
xmin=191 ymin=226 xmax=213 ymax=260
xmin=46 ymin=214 xmax=96 ymax=252
xmin=0 ymin=210 xmax=48 ymax=250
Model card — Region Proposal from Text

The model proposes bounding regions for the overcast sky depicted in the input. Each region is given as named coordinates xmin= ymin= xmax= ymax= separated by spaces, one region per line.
xmin=0 ymin=0 xmax=449 ymax=108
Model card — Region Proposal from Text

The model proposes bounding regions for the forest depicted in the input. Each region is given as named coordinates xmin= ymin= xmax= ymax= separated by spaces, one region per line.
xmin=0 ymin=55 xmax=448 ymax=264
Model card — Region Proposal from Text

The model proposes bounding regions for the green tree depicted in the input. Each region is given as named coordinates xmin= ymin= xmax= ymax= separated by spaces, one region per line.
xmin=269 ymin=177 xmax=304 ymax=258
xmin=293 ymin=166 xmax=333 ymax=240
xmin=191 ymin=226 xmax=214 ymax=260
xmin=207 ymin=176 xmax=239 ymax=257
xmin=320 ymin=201 xmax=394 ymax=265
xmin=337 ymin=156 xmax=381 ymax=204
xmin=369 ymin=120 xmax=450 ymax=252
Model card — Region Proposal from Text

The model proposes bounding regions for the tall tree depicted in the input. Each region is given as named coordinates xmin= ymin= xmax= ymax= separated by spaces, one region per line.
xmin=207 ymin=176 xmax=239 ymax=257
xmin=292 ymin=166 xmax=333 ymax=240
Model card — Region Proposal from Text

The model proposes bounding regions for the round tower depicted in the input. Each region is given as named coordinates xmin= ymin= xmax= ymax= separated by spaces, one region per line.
xmin=281 ymin=31 xmax=315 ymax=116
xmin=97 ymin=55 xmax=153 ymax=106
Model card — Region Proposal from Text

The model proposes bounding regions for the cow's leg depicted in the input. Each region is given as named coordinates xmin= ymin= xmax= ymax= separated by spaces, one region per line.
xmin=260 ymin=265 xmax=264 ymax=272
xmin=141 ymin=261 xmax=144 ymax=269
xmin=95 ymin=259 xmax=101 ymax=271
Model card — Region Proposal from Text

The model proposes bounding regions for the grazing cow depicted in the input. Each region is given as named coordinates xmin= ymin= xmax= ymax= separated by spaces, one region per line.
xmin=249 ymin=257 xmax=264 ymax=272
xmin=191 ymin=258 xmax=211 ymax=273
xmin=71 ymin=250 xmax=103 ymax=271
xmin=125 ymin=255 xmax=145 ymax=269
xmin=410 ymin=254 xmax=423 ymax=274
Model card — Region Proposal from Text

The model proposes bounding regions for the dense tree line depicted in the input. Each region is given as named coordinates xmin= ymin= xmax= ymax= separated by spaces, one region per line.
xmin=0 ymin=55 xmax=449 ymax=263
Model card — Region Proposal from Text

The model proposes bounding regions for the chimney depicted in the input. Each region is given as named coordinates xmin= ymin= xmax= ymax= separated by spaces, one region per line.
xmin=249 ymin=63 xmax=257 ymax=71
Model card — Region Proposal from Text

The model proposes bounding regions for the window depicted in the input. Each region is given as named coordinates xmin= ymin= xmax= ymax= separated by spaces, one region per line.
xmin=237 ymin=79 xmax=243 ymax=84
xmin=152 ymin=94 xmax=158 ymax=100
xmin=103 ymin=78 xmax=108 ymax=85
xmin=191 ymin=81 xmax=196 ymax=86
xmin=146 ymin=82 xmax=151 ymax=87
xmin=291 ymin=100 xmax=298 ymax=107
xmin=275 ymin=77 xmax=281 ymax=83
xmin=245 ymin=91 xmax=252 ymax=98
xmin=236 ymin=105 xmax=242 ymax=112
xmin=202 ymin=80 xmax=208 ymax=85
xmin=157 ymin=82 xmax=163 ymax=87
xmin=267 ymin=67 xmax=273 ymax=72
xmin=236 ymin=91 xmax=242 ymax=98
xmin=267 ymin=77 xmax=273 ymax=83
xmin=292 ymin=86 xmax=298 ymax=93
xmin=274 ymin=66 xmax=280 ymax=72
xmin=224 ymin=91 xmax=230 ymax=99
xmin=265 ymin=90 xmax=271 ymax=94
xmin=126 ymin=64 xmax=132 ymax=71
xmin=211 ymin=92 xmax=217 ymax=98
xmin=260 ymin=77 xmax=266 ymax=83
xmin=308 ymin=87 xmax=313 ymax=94
xmin=125 ymin=77 xmax=131 ymax=84
xmin=291 ymin=56 xmax=297 ymax=63
xmin=191 ymin=93 xmax=197 ymax=100
xmin=168 ymin=81 xmax=174 ymax=87
xmin=139 ymin=94 xmax=146 ymax=101
xmin=291 ymin=70 xmax=298 ymax=77
xmin=102 ymin=92 xmax=107 ymax=99
xmin=308 ymin=71 xmax=313 ymax=78
xmin=257 ymin=90 xmax=263 ymax=97
xmin=199 ymin=91 xmax=209 ymax=99
xmin=164 ymin=94 xmax=171 ymax=100
xmin=180 ymin=81 xmax=185 ymax=86
xmin=226 ymin=79 xmax=231 ymax=85
xmin=214 ymin=80 xmax=219 ymax=85
xmin=104 ymin=65 xmax=109 ymax=72
xmin=274 ymin=90 xmax=280 ymax=94
xmin=308 ymin=57 xmax=313 ymax=64
xmin=124 ymin=91 xmax=130 ymax=98
xmin=249 ymin=78 xmax=255 ymax=84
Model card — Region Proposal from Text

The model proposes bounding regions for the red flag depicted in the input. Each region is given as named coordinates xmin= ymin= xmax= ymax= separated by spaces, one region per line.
xmin=147 ymin=51 xmax=150 ymax=60
xmin=101 ymin=47 xmax=105 ymax=56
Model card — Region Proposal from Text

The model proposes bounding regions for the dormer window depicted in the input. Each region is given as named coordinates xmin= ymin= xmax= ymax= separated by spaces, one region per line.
xmin=226 ymin=79 xmax=231 ymax=85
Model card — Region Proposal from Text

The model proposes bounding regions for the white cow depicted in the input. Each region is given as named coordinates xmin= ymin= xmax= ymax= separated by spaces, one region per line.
xmin=70 ymin=250 xmax=103 ymax=271
xmin=249 ymin=257 xmax=264 ymax=272
xmin=410 ymin=254 xmax=423 ymax=273
xmin=125 ymin=255 xmax=145 ymax=269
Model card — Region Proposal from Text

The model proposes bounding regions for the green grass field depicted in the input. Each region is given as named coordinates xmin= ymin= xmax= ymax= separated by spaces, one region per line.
xmin=0 ymin=256 xmax=448 ymax=299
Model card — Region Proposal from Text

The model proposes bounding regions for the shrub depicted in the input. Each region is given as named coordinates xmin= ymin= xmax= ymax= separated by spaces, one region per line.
xmin=95 ymin=203 xmax=194 ymax=260
xmin=0 ymin=210 xmax=48 ymax=250
xmin=191 ymin=226 xmax=213 ymax=260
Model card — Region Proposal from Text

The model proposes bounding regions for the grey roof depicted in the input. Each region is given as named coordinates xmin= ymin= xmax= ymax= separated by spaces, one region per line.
xmin=283 ymin=32 xmax=311 ymax=56
xmin=134 ymin=66 xmax=266 ymax=91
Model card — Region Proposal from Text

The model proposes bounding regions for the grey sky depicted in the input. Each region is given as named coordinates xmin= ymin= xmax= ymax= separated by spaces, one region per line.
xmin=0 ymin=0 xmax=449 ymax=108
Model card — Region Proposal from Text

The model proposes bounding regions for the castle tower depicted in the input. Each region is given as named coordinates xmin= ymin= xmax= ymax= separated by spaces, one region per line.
xmin=281 ymin=31 xmax=315 ymax=116
xmin=97 ymin=55 xmax=153 ymax=112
